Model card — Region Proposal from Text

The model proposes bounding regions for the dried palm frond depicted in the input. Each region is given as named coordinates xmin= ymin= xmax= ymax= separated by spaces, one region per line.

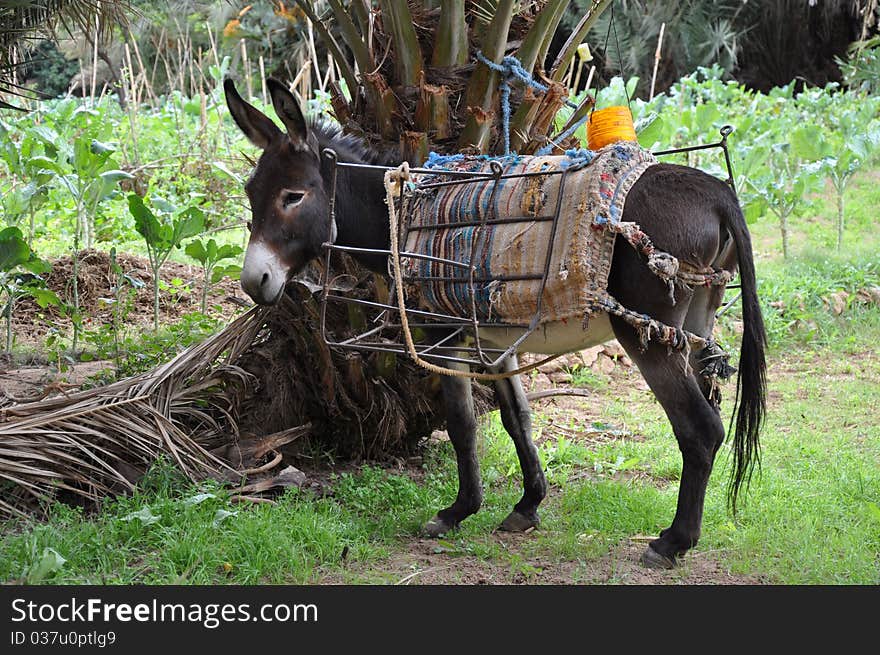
xmin=0 ymin=304 xmax=263 ymax=519
xmin=0 ymin=0 xmax=130 ymax=52
xmin=0 ymin=0 xmax=131 ymax=104
xmin=0 ymin=256 xmax=487 ymax=520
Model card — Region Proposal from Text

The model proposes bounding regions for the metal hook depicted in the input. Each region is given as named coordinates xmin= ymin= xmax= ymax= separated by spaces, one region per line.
xmin=322 ymin=147 xmax=338 ymax=164
xmin=322 ymin=147 xmax=340 ymax=251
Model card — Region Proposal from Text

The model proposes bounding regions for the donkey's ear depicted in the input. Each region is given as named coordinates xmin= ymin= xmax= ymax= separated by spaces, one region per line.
xmin=224 ymin=78 xmax=281 ymax=149
xmin=267 ymin=78 xmax=310 ymax=147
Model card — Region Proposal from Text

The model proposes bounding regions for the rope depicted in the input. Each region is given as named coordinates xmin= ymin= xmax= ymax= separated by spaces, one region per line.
xmin=476 ymin=51 xmax=579 ymax=156
xmin=590 ymin=295 xmax=711 ymax=377
xmin=476 ymin=52 xmax=552 ymax=94
xmin=601 ymin=2 xmax=632 ymax=111
xmin=423 ymin=148 xmax=593 ymax=171
xmin=423 ymin=152 xmax=467 ymax=169
xmin=536 ymin=115 xmax=589 ymax=156
xmin=559 ymin=147 xmax=597 ymax=169
xmin=383 ymin=163 xmax=562 ymax=381
xmin=422 ymin=150 xmax=523 ymax=170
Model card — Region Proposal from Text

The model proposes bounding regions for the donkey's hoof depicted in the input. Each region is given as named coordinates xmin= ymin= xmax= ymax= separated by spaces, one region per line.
xmin=498 ymin=510 xmax=539 ymax=533
xmin=640 ymin=544 xmax=676 ymax=569
xmin=422 ymin=516 xmax=455 ymax=538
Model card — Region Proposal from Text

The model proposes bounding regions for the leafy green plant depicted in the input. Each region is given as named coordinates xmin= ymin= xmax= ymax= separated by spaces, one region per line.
xmin=790 ymin=94 xmax=880 ymax=250
xmin=0 ymin=121 xmax=54 ymax=245
xmin=82 ymin=247 xmax=144 ymax=376
xmin=838 ymin=36 xmax=880 ymax=95
xmin=29 ymin=107 xmax=133 ymax=249
xmin=157 ymin=277 xmax=193 ymax=312
xmin=0 ymin=227 xmax=59 ymax=353
xmin=127 ymin=195 xmax=205 ymax=332
xmin=21 ymin=110 xmax=133 ymax=353
xmin=24 ymin=547 xmax=67 ymax=585
xmin=184 ymin=238 xmax=243 ymax=314
xmin=741 ymin=142 xmax=824 ymax=259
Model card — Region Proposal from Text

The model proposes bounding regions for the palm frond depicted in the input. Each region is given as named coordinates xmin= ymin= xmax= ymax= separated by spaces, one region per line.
xmin=0 ymin=256 xmax=494 ymax=519
xmin=0 ymin=0 xmax=131 ymax=103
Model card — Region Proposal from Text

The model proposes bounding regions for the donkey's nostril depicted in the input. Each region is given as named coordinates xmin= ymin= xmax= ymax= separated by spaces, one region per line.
xmin=260 ymin=272 xmax=269 ymax=286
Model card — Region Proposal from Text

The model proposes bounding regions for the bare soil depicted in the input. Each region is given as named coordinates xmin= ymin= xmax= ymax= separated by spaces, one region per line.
xmin=12 ymin=248 xmax=247 ymax=350
xmin=2 ymin=249 xmax=250 ymax=402
xmin=329 ymin=536 xmax=764 ymax=585
xmin=0 ymin=360 xmax=113 ymax=403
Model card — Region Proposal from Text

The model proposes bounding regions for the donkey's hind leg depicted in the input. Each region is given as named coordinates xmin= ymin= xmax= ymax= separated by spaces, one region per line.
xmin=423 ymin=373 xmax=482 ymax=537
xmin=493 ymin=355 xmax=547 ymax=532
xmin=611 ymin=317 xmax=726 ymax=569
xmin=684 ymin=241 xmax=736 ymax=410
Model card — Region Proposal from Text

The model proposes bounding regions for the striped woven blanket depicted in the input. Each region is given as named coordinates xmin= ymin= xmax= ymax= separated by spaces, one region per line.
xmin=400 ymin=141 xmax=657 ymax=326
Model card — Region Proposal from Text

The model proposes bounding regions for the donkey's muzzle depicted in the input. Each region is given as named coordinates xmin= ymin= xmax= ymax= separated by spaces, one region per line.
xmin=240 ymin=239 xmax=289 ymax=305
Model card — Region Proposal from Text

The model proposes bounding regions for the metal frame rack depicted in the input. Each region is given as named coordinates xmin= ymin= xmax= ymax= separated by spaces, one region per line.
xmin=318 ymin=126 xmax=741 ymax=371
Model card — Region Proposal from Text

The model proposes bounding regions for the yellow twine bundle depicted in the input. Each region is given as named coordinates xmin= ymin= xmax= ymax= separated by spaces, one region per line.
xmin=587 ymin=106 xmax=637 ymax=151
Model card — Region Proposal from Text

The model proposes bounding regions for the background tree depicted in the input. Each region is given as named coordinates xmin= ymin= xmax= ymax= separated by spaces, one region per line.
xmin=563 ymin=0 xmax=876 ymax=97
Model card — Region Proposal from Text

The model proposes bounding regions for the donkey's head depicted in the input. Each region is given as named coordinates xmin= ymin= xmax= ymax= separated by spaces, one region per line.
xmin=224 ymin=78 xmax=333 ymax=305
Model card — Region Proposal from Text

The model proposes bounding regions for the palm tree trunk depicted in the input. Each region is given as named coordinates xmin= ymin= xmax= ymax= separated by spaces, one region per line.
xmin=458 ymin=0 xmax=516 ymax=152
xmin=433 ymin=0 xmax=468 ymax=67
xmin=297 ymin=1 xmax=613 ymax=158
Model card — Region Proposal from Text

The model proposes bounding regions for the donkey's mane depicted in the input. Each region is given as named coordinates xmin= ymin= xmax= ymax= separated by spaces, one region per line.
xmin=310 ymin=120 xmax=399 ymax=166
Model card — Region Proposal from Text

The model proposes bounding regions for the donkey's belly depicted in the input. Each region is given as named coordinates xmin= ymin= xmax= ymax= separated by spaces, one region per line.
xmin=477 ymin=311 xmax=615 ymax=356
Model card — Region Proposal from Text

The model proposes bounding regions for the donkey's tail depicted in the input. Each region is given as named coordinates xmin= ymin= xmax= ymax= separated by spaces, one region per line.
xmin=723 ymin=190 xmax=767 ymax=512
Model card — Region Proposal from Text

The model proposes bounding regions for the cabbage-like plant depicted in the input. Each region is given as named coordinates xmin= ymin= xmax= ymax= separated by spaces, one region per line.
xmin=128 ymin=195 xmax=205 ymax=332
xmin=0 ymin=227 xmax=59 ymax=353
xmin=184 ymin=238 xmax=242 ymax=314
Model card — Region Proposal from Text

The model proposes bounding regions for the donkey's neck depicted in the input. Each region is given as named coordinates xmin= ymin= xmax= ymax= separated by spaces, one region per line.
xmin=331 ymin=165 xmax=391 ymax=272
xmin=314 ymin=124 xmax=393 ymax=272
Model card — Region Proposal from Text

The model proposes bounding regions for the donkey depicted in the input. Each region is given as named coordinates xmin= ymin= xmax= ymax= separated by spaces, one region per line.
xmin=224 ymin=78 xmax=767 ymax=569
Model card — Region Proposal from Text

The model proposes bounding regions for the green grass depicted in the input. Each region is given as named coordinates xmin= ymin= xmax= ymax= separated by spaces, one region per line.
xmin=4 ymin=338 xmax=877 ymax=584
xmin=580 ymin=348 xmax=880 ymax=584
xmin=710 ymin=353 xmax=880 ymax=583
xmin=0 ymin=463 xmax=433 ymax=584
xmin=567 ymin=365 xmax=609 ymax=390
xmin=748 ymin=255 xmax=880 ymax=348
xmin=798 ymin=172 xmax=880 ymax=260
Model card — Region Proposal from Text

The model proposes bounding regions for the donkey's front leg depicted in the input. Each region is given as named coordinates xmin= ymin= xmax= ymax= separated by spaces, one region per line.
xmin=422 ymin=374 xmax=482 ymax=537
xmin=494 ymin=356 xmax=546 ymax=532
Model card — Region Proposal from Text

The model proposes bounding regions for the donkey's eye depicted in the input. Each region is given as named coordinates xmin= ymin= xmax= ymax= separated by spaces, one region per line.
xmin=283 ymin=191 xmax=306 ymax=208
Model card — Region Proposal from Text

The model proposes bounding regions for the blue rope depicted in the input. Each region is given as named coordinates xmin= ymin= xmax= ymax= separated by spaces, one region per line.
xmin=422 ymin=146 xmax=595 ymax=172
xmin=559 ymin=147 xmax=596 ymax=169
xmin=536 ymin=115 xmax=589 ymax=156
xmin=475 ymin=52 xmax=552 ymax=93
xmin=476 ymin=51 xmax=552 ymax=155
xmin=422 ymin=151 xmax=523 ymax=170
xmin=475 ymin=51 xmax=582 ymax=156
xmin=423 ymin=152 xmax=467 ymax=169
